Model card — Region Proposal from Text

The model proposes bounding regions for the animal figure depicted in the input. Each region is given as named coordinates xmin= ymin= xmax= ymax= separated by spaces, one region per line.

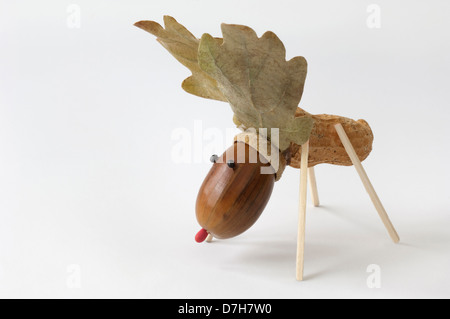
xmin=135 ymin=16 xmax=373 ymax=242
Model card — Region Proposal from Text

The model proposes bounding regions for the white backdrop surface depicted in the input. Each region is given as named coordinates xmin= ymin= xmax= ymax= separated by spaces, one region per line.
xmin=1 ymin=0 xmax=449 ymax=298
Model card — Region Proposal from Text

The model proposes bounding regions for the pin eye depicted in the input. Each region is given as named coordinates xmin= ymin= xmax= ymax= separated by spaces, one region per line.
xmin=210 ymin=154 xmax=219 ymax=163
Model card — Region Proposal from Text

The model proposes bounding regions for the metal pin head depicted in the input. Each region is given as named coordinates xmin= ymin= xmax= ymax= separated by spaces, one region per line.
xmin=210 ymin=154 xmax=219 ymax=163
xmin=226 ymin=159 xmax=235 ymax=168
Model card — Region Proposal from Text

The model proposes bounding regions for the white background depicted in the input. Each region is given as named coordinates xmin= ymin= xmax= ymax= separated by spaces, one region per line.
xmin=1 ymin=0 xmax=450 ymax=298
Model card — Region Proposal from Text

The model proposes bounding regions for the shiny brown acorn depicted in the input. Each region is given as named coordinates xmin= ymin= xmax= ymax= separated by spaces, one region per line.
xmin=195 ymin=142 xmax=275 ymax=241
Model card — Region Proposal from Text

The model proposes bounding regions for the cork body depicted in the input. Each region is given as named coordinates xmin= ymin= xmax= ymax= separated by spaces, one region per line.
xmin=196 ymin=142 xmax=275 ymax=239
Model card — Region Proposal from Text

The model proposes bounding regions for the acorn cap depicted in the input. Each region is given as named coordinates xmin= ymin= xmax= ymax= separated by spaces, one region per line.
xmin=234 ymin=131 xmax=286 ymax=181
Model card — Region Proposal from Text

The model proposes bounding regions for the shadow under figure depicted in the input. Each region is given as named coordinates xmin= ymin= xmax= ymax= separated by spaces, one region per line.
xmin=135 ymin=16 xmax=399 ymax=280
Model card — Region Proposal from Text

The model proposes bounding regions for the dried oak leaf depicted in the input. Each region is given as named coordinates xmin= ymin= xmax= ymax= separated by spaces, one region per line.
xmin=135 ymin=16 xmax=313 ymax=152
xmin=198 ymin=24 xmax=313 ymax=151
xmin=134 ymin=16 xmax=226 ymax=101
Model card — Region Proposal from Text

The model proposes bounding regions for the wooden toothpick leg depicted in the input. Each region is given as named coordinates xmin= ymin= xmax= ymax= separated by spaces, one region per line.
xmin=296 ymin=140 xmax=309 ymax=281
xmin=206 ymin=233 xmax=213 ymax=242
xmin=308 ymin=167 xmax=320 ymax=207
xmin=334 ymin=123 xmax=400 ymax=243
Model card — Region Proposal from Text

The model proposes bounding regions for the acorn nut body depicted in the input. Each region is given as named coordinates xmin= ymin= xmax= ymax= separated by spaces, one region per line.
xmin=195 ymin=142 xmax=275 ymax=239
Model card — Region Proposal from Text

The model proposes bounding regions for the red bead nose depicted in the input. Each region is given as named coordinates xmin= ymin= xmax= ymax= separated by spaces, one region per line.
xmin=195 ymin=228 xmax=208 ymax=243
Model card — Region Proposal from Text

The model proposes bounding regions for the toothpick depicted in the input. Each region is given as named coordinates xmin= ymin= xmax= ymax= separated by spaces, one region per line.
xmin=334 ymin=123 xmax=399 ymax=243
xmin=296 ymin=140 xmax=309 ymax=281
xmin=308 ymin=167 xmax=320 ymax=207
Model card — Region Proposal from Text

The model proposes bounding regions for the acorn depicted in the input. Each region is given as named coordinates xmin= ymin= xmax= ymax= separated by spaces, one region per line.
xmin=195 ymin=142 xmax=275 ymax=240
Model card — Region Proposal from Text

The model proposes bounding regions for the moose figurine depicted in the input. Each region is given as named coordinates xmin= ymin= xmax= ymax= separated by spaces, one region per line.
xmin=135 ymin=16 xmax=399 ymax=280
